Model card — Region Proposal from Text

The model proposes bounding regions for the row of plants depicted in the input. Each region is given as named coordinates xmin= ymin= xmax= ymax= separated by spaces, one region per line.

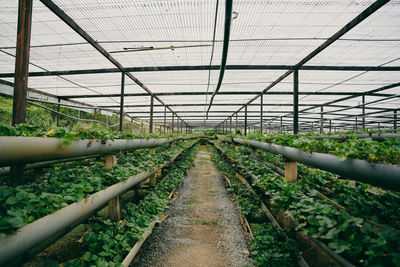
xmin=222 ymin=142 xmax=400 ymax=228
xmin=216 ymin=141 xmax=400 ymax=266
xmin=0 ymin=123 xmax=187 ymax=145
xmin=0 ymin=139 xmax=197 ymax=237
xmin=227 ymin=131 xmax=400 ymax=165
xmin=208 ymin=143 xmax=299 ymax=267
xmin=52 ymin=143 xmax=200 ymax=266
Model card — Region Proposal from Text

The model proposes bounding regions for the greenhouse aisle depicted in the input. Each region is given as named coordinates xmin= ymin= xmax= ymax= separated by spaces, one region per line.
xmin=133 ymin=145 xmax=251 ymax=267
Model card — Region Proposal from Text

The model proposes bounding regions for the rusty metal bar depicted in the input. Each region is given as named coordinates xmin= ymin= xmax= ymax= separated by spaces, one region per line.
xmin=12 ymin=0 xmax=33 ymax=125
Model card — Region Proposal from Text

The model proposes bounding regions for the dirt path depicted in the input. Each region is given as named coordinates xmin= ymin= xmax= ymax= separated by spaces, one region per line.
xmin=133 ymin=145 xmax=251 ymax=267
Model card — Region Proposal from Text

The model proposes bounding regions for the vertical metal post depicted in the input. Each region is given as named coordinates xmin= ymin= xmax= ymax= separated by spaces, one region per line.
xmin=293 ymin=70 xmax=299 ymax=134
xmin=172 ymin=113 xmax=175 ymax=133
xmin=355 ymin=116 xmax=358 ymax=131
xmin=394 ymin=110 xmax=398 ymax=131
xmin=149 ymin=96 xmax=154 ymax=134
xmin=12 ymin=0 xmax=33 ymax=126
xmin=244 ymin=105 xmax=248 ymax=136
xmin=180 ymin=119 xmax=183 ymax=133
xmin=362 ymin=95 xmax=366 ymax=129
xmin=56 ymin=98 xmax=60 ymax=127
xmin=163 ymin=107 xmax=166 ymax=134
xmin=280 ymin=117 xmax=283 ymax=133
xmin=229 ymin=116 xmax=232 ymax=133
xmin=311 ymin=122 xmax=314 ymax=133
xmin=10 ymin=0 xmax=33 ymax=186
xmin=235 ymin=113 xmax=238 ymax=133
xmin=320 ymin=106 xmax=324 ymax=133
xmin=260 ymin=93 xmax=263 ymax=133
xmin=119 ymin=72 xmax=125 ymax=132
xmin=329 ymin=119 xmax=332 ymax=132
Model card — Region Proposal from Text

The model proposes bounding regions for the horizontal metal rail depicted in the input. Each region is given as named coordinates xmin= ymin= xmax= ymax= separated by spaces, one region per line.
xmin=233 ymin=138 xmax=400 ymax=191
xmin=0 ymin=136 xmax=188 ymax=167
xmin=308 ymin=133 xmax=400 ymax=141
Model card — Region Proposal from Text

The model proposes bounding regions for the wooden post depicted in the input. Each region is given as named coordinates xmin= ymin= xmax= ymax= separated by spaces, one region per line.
xmin=105 ymin=155 xmax=120 ymax=221
xmin=285 ymin=161 xmax=298 ymax=183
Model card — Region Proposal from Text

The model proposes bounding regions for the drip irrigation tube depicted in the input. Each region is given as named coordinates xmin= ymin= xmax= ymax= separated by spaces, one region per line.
xmin=232 ymin=138 xmax=400 ymax=191
xmin=0 ymin=136 xmax=189 ymax=167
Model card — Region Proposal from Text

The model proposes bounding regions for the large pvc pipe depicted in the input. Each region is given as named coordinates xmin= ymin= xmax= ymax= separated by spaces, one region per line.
xmin=0 ymin=155 xmax=96 ymax=176
xmin=308 ymin=133 xmax=400 ymax=141
xmin=233 ymin=138 xmax=400 ymax=191
xmin=0 ymin=136 xmax=187 ymax=167
xmin=0 ymin=170 xmax=152 ymax=266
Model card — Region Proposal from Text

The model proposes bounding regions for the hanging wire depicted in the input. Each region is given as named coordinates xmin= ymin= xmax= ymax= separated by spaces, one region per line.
xmin=203 ymin=0 xmax=220 ymax=128
xmin=206 ymin=0 xmax=233 ymax=118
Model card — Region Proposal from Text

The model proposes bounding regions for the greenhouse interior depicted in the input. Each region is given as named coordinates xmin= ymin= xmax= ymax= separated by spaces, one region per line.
xmin=0 ymin=0 xmax=399 ymax=266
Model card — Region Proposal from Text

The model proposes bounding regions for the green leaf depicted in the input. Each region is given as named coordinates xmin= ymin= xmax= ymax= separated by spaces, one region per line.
xmin=6 ymin=196 xmax=18 ymax=205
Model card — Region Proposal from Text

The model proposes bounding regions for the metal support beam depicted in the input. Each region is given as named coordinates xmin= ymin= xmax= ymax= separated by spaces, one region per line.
xmin=3 ymin=65 xmax=400 ymax=79
xmin=229 ymin=116 xmax=232 ymax=134
xmin=228 ymin=0 xmax=390 ymax=128
xmin=149 ymin=96 xmax=154 ymax=134
xmin=362 ymin=95 xmax=366 ymax=129
xmin=280 ymin=117 xmax=283 ymax=133
xmin=163 ymin=107 xmax=166 ymax=133
xmin=119 ymin=72 xmax=125 ymax=132
xmin=235 ymin=113 xmax=238 ymax=133
xmin=12 ymin=0 xmax=33 ymax=125
xmin=172 ymin=113 xmax=175 ymax=133
xmin=260 ymin=93 xmax=263 ymax=133
xmin=395 ymin=110 xmax=398 ymax=131
xmin=10 ymin=0 xmax=34 ymax=186
xmin=293 ymin=70 xmax=299 ymax=134
xmin=320 ymin=106 xmax=324 ymax=133
xmin=56 ymin=98 xmax=60 ymax=127
xmin=329 ymin=119 xmax=332 ymax=132
xmin=244 ymin=106 xmax=248 ymax=136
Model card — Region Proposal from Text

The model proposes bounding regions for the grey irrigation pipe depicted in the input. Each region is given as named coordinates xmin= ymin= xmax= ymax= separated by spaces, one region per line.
xmin=232 ymin=138 xmax=400 ymax=191
xmin=206 ymin=0 xmax=233 ymax=118
xmin=0 ymin=136 xmax=189 ymax=167
xmin=0 ymin=140 xmax=196 ymax=266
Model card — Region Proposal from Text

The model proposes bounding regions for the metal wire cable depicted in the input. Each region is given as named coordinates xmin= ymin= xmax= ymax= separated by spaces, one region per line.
xmin=206 ymin=0 xmax=233 ymax=118
xmin=203 ymin=0 xmax=220 ymax=128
